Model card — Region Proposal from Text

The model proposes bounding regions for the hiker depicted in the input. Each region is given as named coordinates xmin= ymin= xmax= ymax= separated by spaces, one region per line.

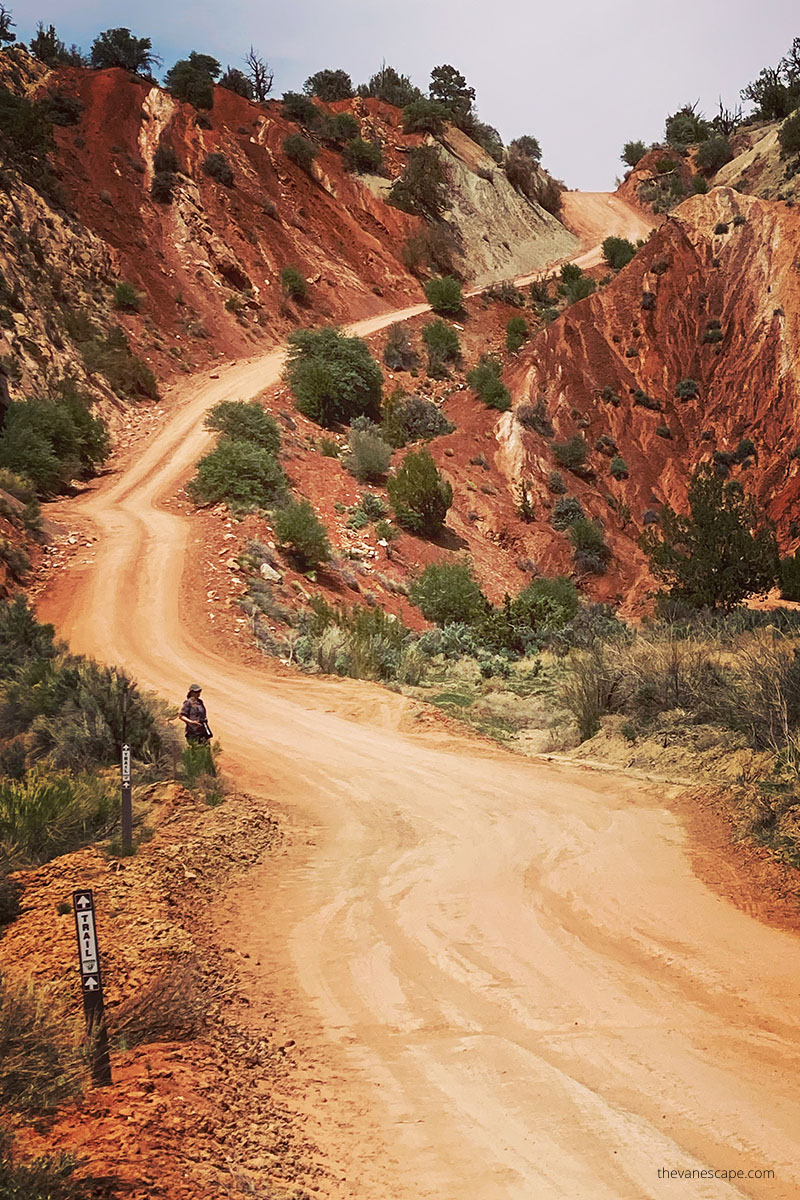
xmin=179 ymin=683 xmax=212 ymax=744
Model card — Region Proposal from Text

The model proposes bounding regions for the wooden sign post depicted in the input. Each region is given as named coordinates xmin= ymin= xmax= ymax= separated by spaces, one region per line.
xmin=72 ymin=888 xmax=112 ymax=1087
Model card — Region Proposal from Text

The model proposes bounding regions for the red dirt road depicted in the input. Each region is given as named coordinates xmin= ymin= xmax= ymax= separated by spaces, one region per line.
xmin=37 ymin=216 xmax=800 ymax=1199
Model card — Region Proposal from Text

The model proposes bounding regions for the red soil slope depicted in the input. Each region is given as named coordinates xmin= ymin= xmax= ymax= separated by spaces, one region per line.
xmin=506 ymin=186 xmax=800 ymax=607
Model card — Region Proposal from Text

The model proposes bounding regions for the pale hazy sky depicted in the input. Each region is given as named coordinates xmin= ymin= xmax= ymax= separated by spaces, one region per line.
xmin=16 ymin=0 xmax=799 ymax=188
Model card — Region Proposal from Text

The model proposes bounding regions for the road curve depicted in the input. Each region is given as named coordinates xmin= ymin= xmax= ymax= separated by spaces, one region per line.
xmin=38 ymin=230 xmax=800 ymax=1199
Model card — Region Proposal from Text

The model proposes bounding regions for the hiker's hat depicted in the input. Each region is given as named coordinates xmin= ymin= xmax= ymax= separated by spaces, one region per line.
xmin=188 ymin=683 xmax=202 ymax=694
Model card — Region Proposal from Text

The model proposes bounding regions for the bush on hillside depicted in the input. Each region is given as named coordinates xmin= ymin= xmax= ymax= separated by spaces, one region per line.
xmin=675 ymin=378 xmax=699 ymax=400
xmin=205 ymin=400 xmax=280 ymax=454
xmin=551 ymin=495 xmax=586 ymax=530
xmin=361 ymin=65 xmax=421 ymax=108
xmin=186 ymin=439 xmax=286 ymax=509
xmin=165 ymin=53 xmax=221 ymax=111
xmin=402 ymin=98 xmax=448 ymax=134
xmin=641 ymin=465 xmax=780 ymax=610
xmin=424 ymin=275 xmax=463 ymax=315
xmin=779 ymin=109 xmax=800 ymax=158
xmin=559 ymin=262 xmax=596 ymax=304
xmin=280 ymin=265 xmax=308 ymax=302
xmin=304 ymin=69 xmax=353 ymax=101
xmin=342 ymin=137 xmax=382 ymax=173
xmin=609 ymin=455 xmax=629 ymax=480
xmin=151 ymin=170 xmax=177 ymax=203
xmin=401 ymin=223 xmax=461 ymax=278
xmin=323 ymin=112 xmax=359 ymax=144
xmin=284 ymin=326 xmax=382 ymax=427
xmin=569 ymin=517 xmax=611 ymax=575
xmin=283 ymin=133 xmax=317 ymax=174
xmin=281 ymin=91 xmax=319 ymax=127
xmin=90 ymin=27 xmax=158 ymax=73
xmin=274 ymin=498 xmax=330 ymax=569
xmin=551 ymin=435 xmax=588 ymax=472
xmin=621 ymin=140 xmax=647 ymax=168
xmin=466 ymin=356 xmax=511 ymax=411
xmin=410 ymin=560 xmax=487 ymax=624
xmin=780 ymin=551 xmax=800 ymax=601
xmin=202 ymin=152 xmax=234 ymax=186
xmin=113 ymin=281 xmax=140 ymax=312
xmin=506 ymin=315 xmax=528 ymax=352
xmin=381 ymin=391 xmax=454 ymax=448
xmin=602 ymin=237 xmax=636 ymax=270
xmin=0 ymin=972 xmax=80 ymax=1115
xmin=695 ymin=135 xmax=733 ymax=172
xmin=421 ymin=319 xmax=460 ymax=378
xmin=382 ymin=323 xmax=421 ymax=372
xmin=0 ymin=390 xmax=109 ymax=497
xmin=387 ymin=448 xmax=453 ymax=535
xmin=344 ymin=426 xmax=393 ymax=481
xmin=63 ymin=313 xmax=158 ymax=398
xmin=388 ymin=145 xmax=448 ymax=220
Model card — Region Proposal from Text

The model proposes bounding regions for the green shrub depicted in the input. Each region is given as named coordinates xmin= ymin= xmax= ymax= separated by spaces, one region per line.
xmin=304 ymin=69 xmax=354 ymax=102
xmin=559 ymin=262 xmax=596 ymax=304
xmin=641 ymin=465 xmax=779 ymax=610
xmin=403 ymin=98 xmax=448 ymax=134
xmin=735 ymin=437 xmax=756 ymax=462
xmin=387 ymin=448 xmax=452 ymax=535
xmin=410 ymin=560 xmax=486 ymax=624
xmin=675 ymin=377 xmax=699 ymax=400
xmin=695 ymin=136 xmax=733 ymax=172
xmin=187 ymin=439 xmax=286 ymax=509
xmin=388 ymin=145 xmax=448 ymax=220
xmin=154 ymin=143 xmax=179 ymax=173
xmin=780 ymin=552 xmax=800 ymax=601
xmin=281 ymin=91 xmax=319 ymax=126
xmin=621 ymin=139 xmax=647 ymax=168
xmin=602 ymin=236 xmax=636 ymax=270
xmin=778 ymin=110 xmax=800 ymax=158
xmin=692 ymin=175 xmax=709 ymax=194
xmin=548 ymin=470 xmax=567 ymax=493
xmin=381 ymin=391 xmax=454 ymax=447
xmin=164 ymin=52 xmax=220 ymax=110
xmin=551 ymin=495 xmax=585 ymax=530
xmin=641 ymin=290 xmax=656 ymax=311
xmin=466 ymin=356 xmax=511 ymax=411
xmin=285 ymin=326 xmax=382 ymax=427
xmin=609 ymin=455 xmax=629 ymax=480
xmin=0 ymin=973 xmax=80 ymax=1116
xmin=551 ymin=434 xmax=588 ymax=471
xmin=283 ymin=133 xmax=317 ymax=173
xmin=383 ymin=323 xmax=421 ymax=372
xmin=64 ymin=314 xmax=158 ymax=398
xmin=205 ymin=400 xmax=280 ymax=454
xmin=202 ymin=152 xmax=234 ymax=186
xmin=151 ymin=170 xmax=177 ymax=203
xmin=345 ymin=426 xmax=393 ymax=481
xmin=361 ymin=65 xmax=422 ymax=108
xmin=424 ymin=275 xmax=463 ymax=315
xmin=0 ymin=391 xmax=109 ymax=497
xmin=323 ymin=112 xmax=359 ymax=144
xmin=280 ymin=265 xmax=308 ymax=302
xmin=113 ymin=281 xmax=140 ymax=312
xmin=342 ymin=137 xmax=382 ymax=173
xmin=517 ymin=399 xmax=554 ymax=437
xmin=0 ymin=773 xmax=116 ymax=865
xmin=569 ymin=517 xmax=611 ymax=574
xmin=422 ymin=318 xmax=460 ymax=378
xmin=274 ymin=498 xmax=331 ymax=569
xmin=506 ymin=315 xmax=528 ymax=352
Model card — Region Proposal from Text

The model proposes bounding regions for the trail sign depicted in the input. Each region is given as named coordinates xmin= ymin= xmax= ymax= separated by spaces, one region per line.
xmin=72 ymin=889 xmax=112 ymax=1087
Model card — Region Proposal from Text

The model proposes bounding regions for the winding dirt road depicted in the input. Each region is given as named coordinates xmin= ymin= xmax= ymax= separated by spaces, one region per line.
xmin=38 ymin=201 xmax=800 ymax=1199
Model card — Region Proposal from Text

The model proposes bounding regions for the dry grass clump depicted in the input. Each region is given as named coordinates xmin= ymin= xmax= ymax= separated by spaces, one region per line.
xmin=109 ymin=962 xmax=210 ymax=1049
xmin=0 ymin=971 xmax=82 ymax=1114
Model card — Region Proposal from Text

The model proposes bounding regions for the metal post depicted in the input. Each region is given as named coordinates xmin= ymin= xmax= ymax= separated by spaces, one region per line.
xmin=72 ymin=889 xmax=112 ymax=1087
xmin=121 ymin=688 xmax=132 ymax=854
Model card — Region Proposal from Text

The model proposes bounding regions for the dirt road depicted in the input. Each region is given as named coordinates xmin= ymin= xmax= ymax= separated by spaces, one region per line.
xmin=38 ymin=208 xmax=800 ymax=1199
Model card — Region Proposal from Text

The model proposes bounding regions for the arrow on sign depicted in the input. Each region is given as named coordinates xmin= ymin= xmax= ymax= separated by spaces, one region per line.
xmin=75 ymin=894 xmax=92 ymax=909
xmin=84 ymin=977 xmax=99 ymax=991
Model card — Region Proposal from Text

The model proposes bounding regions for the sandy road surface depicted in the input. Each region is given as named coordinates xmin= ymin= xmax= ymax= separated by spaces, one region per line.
xmin=38 ymin=206 xmax=800 ymax=1199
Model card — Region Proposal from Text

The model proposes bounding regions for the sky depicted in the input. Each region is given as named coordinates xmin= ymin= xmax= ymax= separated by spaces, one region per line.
xmin=14 ymin=0 xmax=800 ymax=189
